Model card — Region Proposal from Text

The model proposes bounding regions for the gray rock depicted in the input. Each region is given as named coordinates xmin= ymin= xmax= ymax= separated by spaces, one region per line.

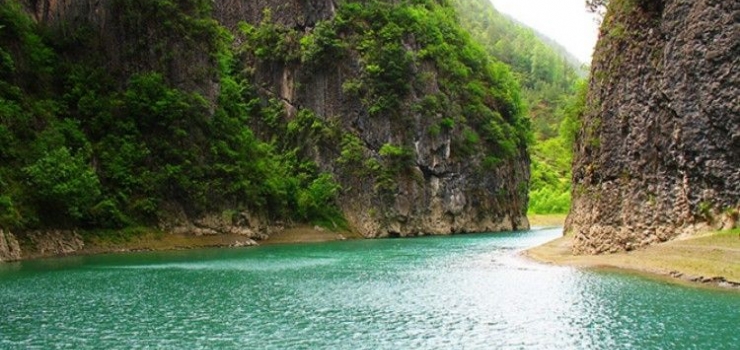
xmin=568 ymin=0 xmax=740 ymax=254
xmin=27 ymin=231 xmax=84 ymax=256
xmin=231 ymin=239 xmax=258 ymax=248
xmin=0 ymin=229 xmax=22 ymax=262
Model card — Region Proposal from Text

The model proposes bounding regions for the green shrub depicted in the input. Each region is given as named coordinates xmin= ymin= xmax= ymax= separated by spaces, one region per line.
xmin=297 ymin=173 xmax=342 ymax=221
xmin=528 ymin=187 xmax=571 ymax=214
xmin=23 ymin=147 xmax=101 ymax=222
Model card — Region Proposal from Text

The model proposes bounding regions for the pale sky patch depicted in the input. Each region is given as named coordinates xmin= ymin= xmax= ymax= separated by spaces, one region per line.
xmin=489 ymin=0 xmax=601 ymax=64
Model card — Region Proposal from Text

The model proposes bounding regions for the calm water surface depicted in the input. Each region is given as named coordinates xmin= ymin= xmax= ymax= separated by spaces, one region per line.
xmin=1 ymin=228 xmax=738 ymax=349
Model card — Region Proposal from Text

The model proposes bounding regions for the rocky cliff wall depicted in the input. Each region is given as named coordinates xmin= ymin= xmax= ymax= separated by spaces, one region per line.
xmin=567 ymin=0 xmax=739 ymax=254
xmin=18 ymin=0 xmax=529 ymax=238
xmin=224 ymin=1 xmax=530 ymax=237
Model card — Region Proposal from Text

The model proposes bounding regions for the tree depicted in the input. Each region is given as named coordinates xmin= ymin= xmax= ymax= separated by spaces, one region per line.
xmin=23 ymin=147 xmax=101 ymax=222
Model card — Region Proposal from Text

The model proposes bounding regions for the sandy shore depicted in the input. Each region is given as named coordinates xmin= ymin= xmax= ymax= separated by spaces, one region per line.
xmin=525 ymin=228 xmax=740 ymax=290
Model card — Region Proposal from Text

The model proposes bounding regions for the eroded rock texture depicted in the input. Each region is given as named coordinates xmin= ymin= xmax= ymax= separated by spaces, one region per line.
xmin=567 ymin=0 xmax=739 ymax=254
xmin=0 ymin=230 xmax=22 ymax=262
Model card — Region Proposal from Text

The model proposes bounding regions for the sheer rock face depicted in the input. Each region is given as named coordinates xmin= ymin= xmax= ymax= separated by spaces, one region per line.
xmin=567 ymin=0 xmax=739 ymax=254
xmin=21 ymin=0 xmax=529 ymax=238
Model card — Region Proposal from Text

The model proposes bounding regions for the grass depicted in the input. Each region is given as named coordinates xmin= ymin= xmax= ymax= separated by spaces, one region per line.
xmin=528 ymin=213 xmax=567 ymax=227
xmin=526 ymin=228 xmax=740 ymax=287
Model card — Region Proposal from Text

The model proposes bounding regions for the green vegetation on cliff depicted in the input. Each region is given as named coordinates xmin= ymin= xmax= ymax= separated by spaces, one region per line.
xmin=0 ymin=0 xmax=533 ymax=234
xmin=452 ymin=0 xmax=585 ymax=214
xmin=0 ymin=0 xmax=344 ymax=230
xmin=240 ymin=0 xmax=529 ymax=160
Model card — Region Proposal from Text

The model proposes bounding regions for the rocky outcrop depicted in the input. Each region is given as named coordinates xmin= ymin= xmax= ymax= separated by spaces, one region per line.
xmin=0 ymin=230 xmax=22 ymax=262
xmin=567 ymin=0 xmax=739 ymax=254
xmin=159 ymin=204 xmax=274 ymax=240
xmin=26 ymin=230 xmax=85 ymax=256
xmin=1 ymin=229 xmax=86 ymax=261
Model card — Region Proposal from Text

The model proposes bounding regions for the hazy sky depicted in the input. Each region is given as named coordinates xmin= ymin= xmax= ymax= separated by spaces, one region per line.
xmin=489 ymin=0 xmax=601 ymax=63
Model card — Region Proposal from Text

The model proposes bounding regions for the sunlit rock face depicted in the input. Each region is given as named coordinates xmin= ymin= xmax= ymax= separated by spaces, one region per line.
xmin=568 ymin=0 xmax=739 ymax=254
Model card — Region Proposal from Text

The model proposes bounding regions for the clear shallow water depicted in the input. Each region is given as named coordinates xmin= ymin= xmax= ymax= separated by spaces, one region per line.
xmin=1 ymin=228 xmax=738 ymax=349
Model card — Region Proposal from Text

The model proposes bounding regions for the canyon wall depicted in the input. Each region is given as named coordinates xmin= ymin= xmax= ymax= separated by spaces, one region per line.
xmin=13 ymin=0 xmax=529 ymax=241
xmin=567 ymin=0 xmax=739 ymax=254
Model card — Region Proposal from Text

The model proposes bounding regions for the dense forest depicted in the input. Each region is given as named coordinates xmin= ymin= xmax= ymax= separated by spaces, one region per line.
xmin=0 ymin=0 xmax=351 ymax=231
xmin=0 ymin=0 xmax=582 ymax=238
xmin=452 ymin=0 xmax=585 ymax=215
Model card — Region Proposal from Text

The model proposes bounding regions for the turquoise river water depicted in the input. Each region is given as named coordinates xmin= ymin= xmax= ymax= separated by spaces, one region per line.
xmin=1 ymin=227 xmax=738 ymax=349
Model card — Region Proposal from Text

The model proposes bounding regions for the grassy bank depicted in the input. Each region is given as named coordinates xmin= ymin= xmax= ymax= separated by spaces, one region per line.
xmin=526 ymin=228 xmax=740 ymax=290
xmin=528 ymin=213 xmax=567 ymax=227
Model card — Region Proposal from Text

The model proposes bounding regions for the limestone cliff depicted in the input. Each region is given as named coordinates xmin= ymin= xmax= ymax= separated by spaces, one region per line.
xmin=15 ymin=0 xmax=530 ymax=239
xmin=567 ymin=0 xmax=739 ymax=254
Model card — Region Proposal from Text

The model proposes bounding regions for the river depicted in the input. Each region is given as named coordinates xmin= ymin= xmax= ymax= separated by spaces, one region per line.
xmin=1 ymin=228 xmax=738 ymax=349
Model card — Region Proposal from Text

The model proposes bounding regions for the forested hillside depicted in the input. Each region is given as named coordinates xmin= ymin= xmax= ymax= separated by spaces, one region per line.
xmin=452 ymin=0 xmax=585 ymax=214
xmin=0 ymin=0 xmax=531 ymax=242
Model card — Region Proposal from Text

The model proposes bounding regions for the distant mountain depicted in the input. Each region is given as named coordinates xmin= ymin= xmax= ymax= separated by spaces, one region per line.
xmin=451 ymin=0 xmax=586 ymax=214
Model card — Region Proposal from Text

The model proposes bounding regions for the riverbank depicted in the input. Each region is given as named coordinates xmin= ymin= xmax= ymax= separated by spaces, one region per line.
xmin=9 ymin=225 xmax=360 ymax=261
xmin=525 ymin=228 xmax=740 ymax=290
xmin=2 ymin=216 xmax=558 ymax=262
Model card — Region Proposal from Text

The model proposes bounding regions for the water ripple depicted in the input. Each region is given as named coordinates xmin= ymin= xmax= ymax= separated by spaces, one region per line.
xmin=1 ymin=228 xmax=739 ymax=349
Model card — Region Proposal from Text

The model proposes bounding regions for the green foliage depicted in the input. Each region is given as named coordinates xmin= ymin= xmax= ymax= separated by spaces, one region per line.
xmin=0 ymin=1 xmax=55 ymax=89
xmin=451 ymin=0 xmax=581 ymax=141
xmin=23 ymin=147 xmax=101 ymax=222
xmin=528 ymin=186 xmax=572 ymax=214
xmin=527 ymin=79 xmax=587 ymax=214
xmin=379 ymin=143 xmax=413 ymax=169
xmin=300 ymin=20 xmax=345 ymax=66
xmin=112 ymin=0 xmax=221 ymax=72
xmin=239 ymin=9 xmax=302 ymax=62
xmin=238 ymin=0 xmax=531 ymax=200
xmin=1 ymin=0 xmax=571 ymax=231
xmin=450 ymin=0 xmax=588 ymax=214
xmin=379 ymin=143 xmax=409 ymax=158
xmin=0 ymin=0 xmax=346 ymax=233
xmin=440 ymin=117 xmax=455 ymax=130
xmin=297 ymin=173 xmax=342 ymax=222
xmin=338 ymin=134 xmax=365 ymax=166
xmin=454 ymin=128 xmax=481 ymax=157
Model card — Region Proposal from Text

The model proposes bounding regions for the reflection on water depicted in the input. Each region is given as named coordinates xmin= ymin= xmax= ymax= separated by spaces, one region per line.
xmin=1 ymin=228 xmax=738 ymax=349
